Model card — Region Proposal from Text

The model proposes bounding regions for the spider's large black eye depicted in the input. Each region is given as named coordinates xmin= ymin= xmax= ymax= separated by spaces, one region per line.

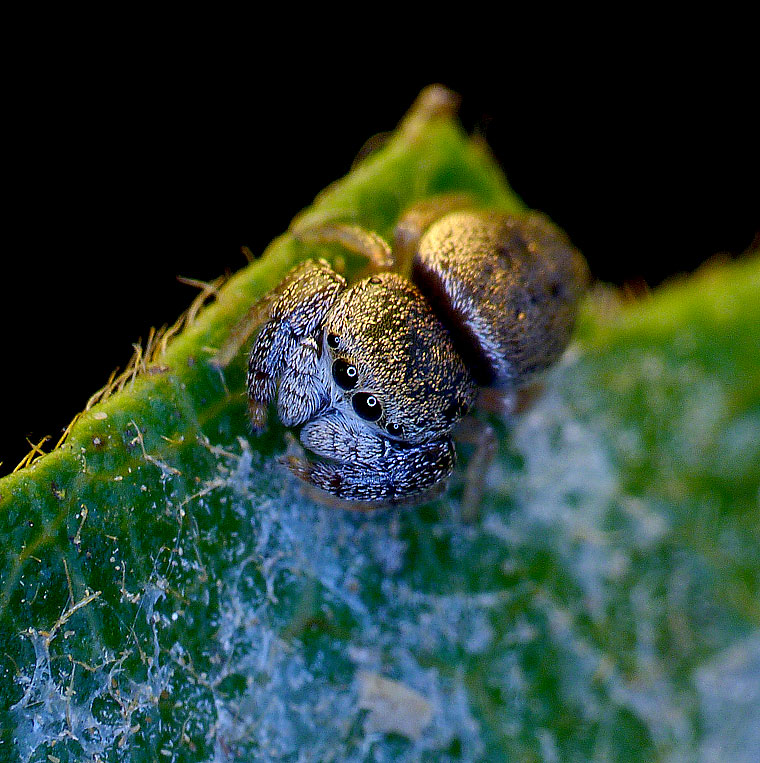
xmin=352 ymin=392 xmax=382 ymax=421
xmin=327 ymin=333 xmax=340 ymax=349
xmin=332 ymin=359 xmax=358 ymax=390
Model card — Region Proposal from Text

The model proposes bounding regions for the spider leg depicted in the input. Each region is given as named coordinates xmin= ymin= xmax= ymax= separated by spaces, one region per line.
xmin=392 ymin=193 xmax=477 ymax=276
xmin=292 ymin=222 xmax=394 ymax=270
xmin=453 ymin=416 xmax=498 ymax=523
xmin=284 ymin=434 xmax=455 ymax=507
xmin=246 ymin=259 xmax=345 ymax=430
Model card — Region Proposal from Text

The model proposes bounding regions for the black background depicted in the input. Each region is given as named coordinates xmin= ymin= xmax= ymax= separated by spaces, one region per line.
xmin=2 ymin=52 xmax=757 ymax=475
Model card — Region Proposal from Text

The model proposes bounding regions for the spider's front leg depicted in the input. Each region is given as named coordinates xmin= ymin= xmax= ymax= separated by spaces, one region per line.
xmin=291 ymin=192 xmax=477 ymax=279
xmin=286 ymin=412 xmax=456 ymax=507
xmin=247 ymin=259 xmax=345 ymax=430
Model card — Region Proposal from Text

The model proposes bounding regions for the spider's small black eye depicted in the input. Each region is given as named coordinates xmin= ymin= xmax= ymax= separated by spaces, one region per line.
xmin=443 ymin=399 xmax=470 ymax=423
xmin=352 ymin=392 xmax=382 ymax=421
xmin=332 ymin=359 xmax=358 ymax=390
xmin=327 ymin=333 xmax=340 ymax=349
xmin=387 ymin=422 xmax=403 ymax=437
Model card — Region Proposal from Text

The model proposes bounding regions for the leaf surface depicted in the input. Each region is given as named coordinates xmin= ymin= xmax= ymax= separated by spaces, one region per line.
xmin=1 ymin=91 xmax=759 ymax=762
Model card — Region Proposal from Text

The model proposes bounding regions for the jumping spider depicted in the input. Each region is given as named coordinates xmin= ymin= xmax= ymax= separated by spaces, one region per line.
xmin=233 ymin=194 xmax=588 ymax=510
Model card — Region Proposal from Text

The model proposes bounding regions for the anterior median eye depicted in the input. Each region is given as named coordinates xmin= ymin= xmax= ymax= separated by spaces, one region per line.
xmin=352 ymin=392 xmax=382 ymax=421
xmin=332 ymin=358 xmax=358 ymax=390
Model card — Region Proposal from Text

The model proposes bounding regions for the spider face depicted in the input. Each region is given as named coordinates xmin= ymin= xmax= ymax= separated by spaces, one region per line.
xmin=318 ymin=273 xmax=477 ymax=447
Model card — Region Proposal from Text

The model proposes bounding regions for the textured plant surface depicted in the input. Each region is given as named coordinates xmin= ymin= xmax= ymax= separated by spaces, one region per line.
xmin=1 ymin=92 xmax=759 ymax=762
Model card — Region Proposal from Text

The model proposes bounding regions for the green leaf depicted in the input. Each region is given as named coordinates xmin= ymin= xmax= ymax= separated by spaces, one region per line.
xmin=2 ymin=88 xmax=759 ymax=762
